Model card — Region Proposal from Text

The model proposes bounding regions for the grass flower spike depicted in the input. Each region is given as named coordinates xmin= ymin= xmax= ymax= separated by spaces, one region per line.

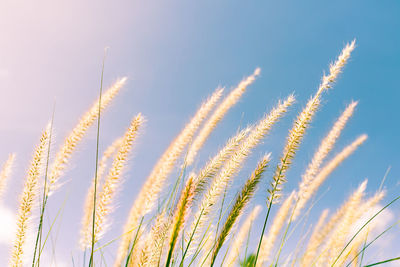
xmin=48 ymin=78 xmax=127 ymax=195
xmin=186 ymin=68 xmax=260 ymax=165
xmin=116 ymin=88 xmax=222 ymax=265
xmin=0 ymin=153 xmax=16 ymax=200
xmin=10 ymin=126 xmax=50 ymax=267
xmin=211 ymin=154 xmax=270 ymax=266
xmin=294 ymin=101 xmax=358 ymax=219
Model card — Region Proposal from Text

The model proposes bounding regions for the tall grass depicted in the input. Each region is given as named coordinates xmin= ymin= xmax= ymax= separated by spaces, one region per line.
xmin=2 ymin=39 xmax=399 ymax=267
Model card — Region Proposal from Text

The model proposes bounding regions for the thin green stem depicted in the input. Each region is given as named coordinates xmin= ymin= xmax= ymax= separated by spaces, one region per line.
xmin=254 ymin=151 xmax=291 ymax=267
xmin=346 ymin=220 xmax=400 ymax=267
xmin=363 ymin=256 xmax=400 ymax=267
xmin=89 ymin=48 xmax=107 ymax=267
xmin=125 ymin=217 xmax=144 ymax=267
xmin=32 ymin=103 xmax=55 ymax=267
xmin=254 ymin=199 xmax=273 ymax=267
xmin=331 ymin=195 xmax=400 ymax=266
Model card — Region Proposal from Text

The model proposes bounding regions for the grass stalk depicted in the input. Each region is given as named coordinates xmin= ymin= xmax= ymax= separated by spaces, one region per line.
xmin=89 ymin=48 xmax=107 ymax=266
xmin=32 ymin=103 xmax=55 ymax=267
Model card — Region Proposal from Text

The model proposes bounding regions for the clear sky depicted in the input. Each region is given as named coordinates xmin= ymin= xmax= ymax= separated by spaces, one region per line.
xmin=0 ymin=0 xmax=399 ymax=265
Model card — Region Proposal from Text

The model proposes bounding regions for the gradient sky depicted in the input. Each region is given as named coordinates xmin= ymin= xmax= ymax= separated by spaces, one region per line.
xmin=0 ymin=0 xmax=399 ymax=266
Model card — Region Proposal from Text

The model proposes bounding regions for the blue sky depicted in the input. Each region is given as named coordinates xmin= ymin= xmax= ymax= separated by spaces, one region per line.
xmin=0 ymin=0 xmax=399 ymax=265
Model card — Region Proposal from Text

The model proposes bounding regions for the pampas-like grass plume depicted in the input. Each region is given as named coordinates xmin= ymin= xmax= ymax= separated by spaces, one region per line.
xmin=267 ymin=41 xmax=355 ymax=204
xmin=225 ymin=205 xmax=262 ymax=266
xmin=186 ymin=68 xmax=260 ymax=165
xmin=301 ymin=209 xmax=330 ymax=266
xmin=0 ymin=153 xmax=16 ymax=200
xmin=211 ymin=154 xmax=270 ymax=266
xmin=80 ymin=137 xmax=123 ymax=249
xmin=139 ymin=212 xmax=170 ymax=267
xmin=187 ymin=95 xmax=294 ymax=253
xmin=257 ymin=192 xmax=295 ymax=267
xmin=296 ymin=134 xmax=367 ymax=222
xmin=165 ymin=177 xmax=196 ymax=267
xmin=48 ymin=78 xmax=127 ymax=195
xmin=116 ymin=88 xmax=222 ymax=266
xmin=294 ymin=101 xmax=357 ymax=219
xmin=81 ymin=114 xmax=143 ymax=249
xmin=193 ymin=127 xmax=250 ymax=199
xmin=329 ymin=189 xmax=385 ymax=266
xmin=10 ymin=126 xmax=50 ymax=267
xmin=315 ymin=180 xmax=367 ymax=266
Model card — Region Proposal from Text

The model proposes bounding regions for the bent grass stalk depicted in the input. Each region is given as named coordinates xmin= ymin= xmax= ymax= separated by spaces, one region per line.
xmin=186 ymin=94 xmax=294 ymax=257
xmin=166 ymin=177 xmax=196 ymax=267
xmin=6 ymin=40 xmax=400 ymax=266
xmin=254 ymin=40 xmax=355 ymax=267
xmin=225 ymin=205 xmax=261 ymax=266
xmin=116 ymin=87 xmax=223 ymax=266
xmin=210 ymin=154 xmax=270 ymax=266
xmin=294 ymin=101 xmax=358 ymax=220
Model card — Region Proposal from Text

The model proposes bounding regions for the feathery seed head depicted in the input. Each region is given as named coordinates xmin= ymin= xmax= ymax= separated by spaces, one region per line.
xmin=0 ymin=153 xmax=16 ymax=200
xmin=226 ymin=205 xmax=262 ymax=266
xmin=10 ymin=126 xmax=50 ymax=267
xmin=268 ymin=42 xmax=356 ymax=205
xmin=116 ymin=88 xmax=222 ymax=266
xmin=294 ymin=103 xmax=360 ymax=219
xmin=186 ymin=96 xmax=293 ymax=255
xmin=212 ymin=155 xmax=270 ymax=263
xmin=186 ymin=68 xmax=260 ymax=166
xmin=95 ymin=114 xmax=143 ymax=244
xmin=80 ymin=136 xmax=123 ymax=249
xmin=48 ymin=78 xmax=126 ymax=195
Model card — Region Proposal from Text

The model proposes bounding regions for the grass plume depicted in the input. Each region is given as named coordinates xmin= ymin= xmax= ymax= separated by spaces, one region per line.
xmin=81 ymin=114 xmax=144 ymax=249
xmin=116 ymin=87 xmax=223 ymax=265
xmin=166 ymin=177 xmax=196 ymax=267
xmin=186 ymin=94 xmax=294 ymax=255
xmin=10 ymin=126 xmax=50 ymax=267
xmin=225 ymin=205 xmax=262 ymax=266
xmin=254 ymin=40 xmax=356 ymax=267
xmin=294 ymin=101 xmax=358 ymax=219
xmin=0 ymin=153 xmax=16 ymax=200
xmin=48 ymin=78 xmax=127 ymax=195
xmin=211 ymin=154 xmax=270 ymax=266
xmin=186 ymin=68 xmax=260 ymax=165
